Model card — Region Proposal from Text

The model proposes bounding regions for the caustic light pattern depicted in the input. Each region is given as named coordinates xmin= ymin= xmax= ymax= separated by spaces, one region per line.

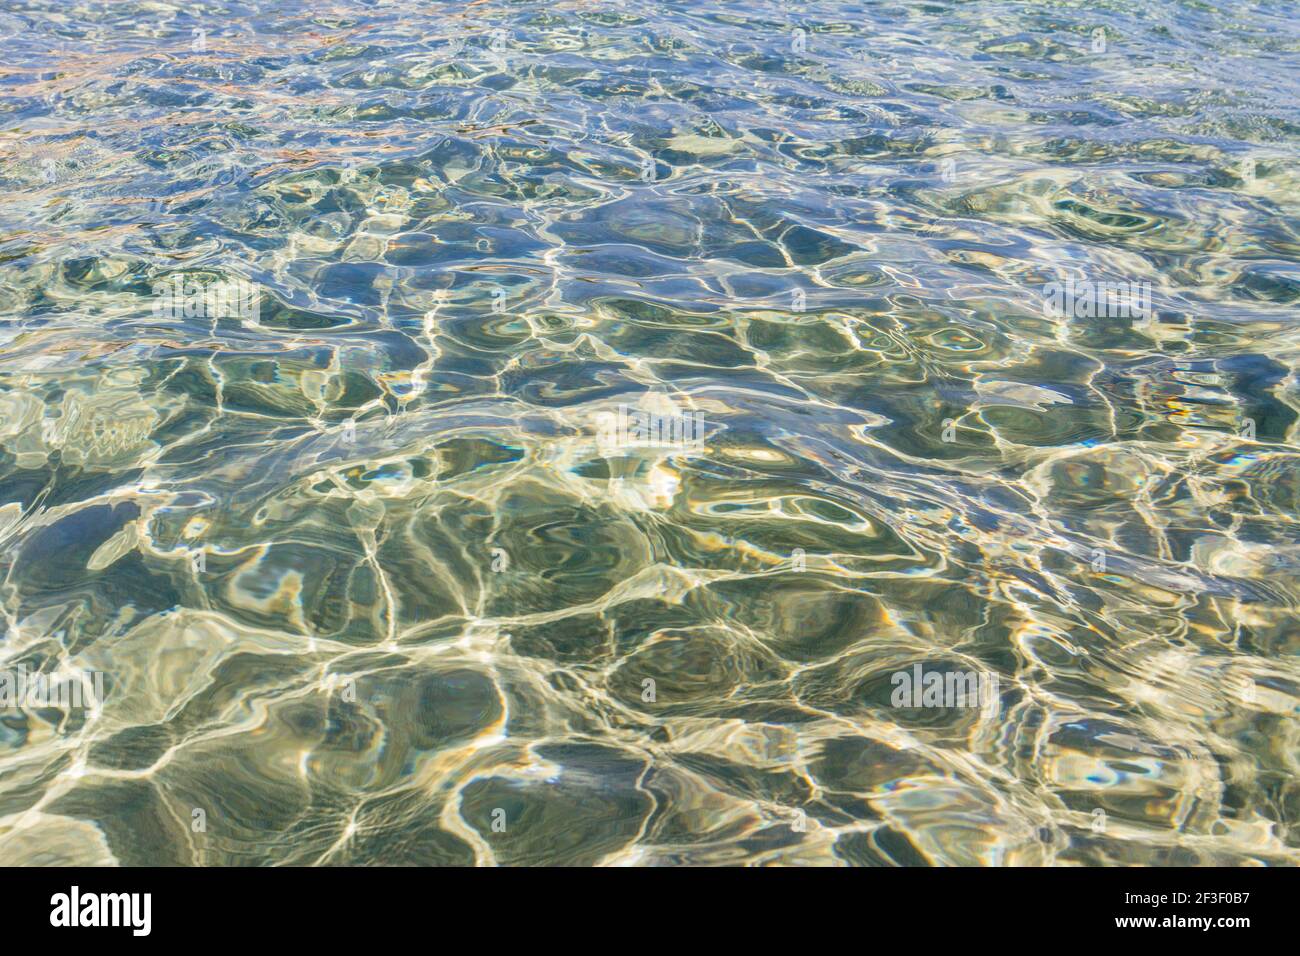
xmin=0 ymin=0 xmax=1298 ymax=866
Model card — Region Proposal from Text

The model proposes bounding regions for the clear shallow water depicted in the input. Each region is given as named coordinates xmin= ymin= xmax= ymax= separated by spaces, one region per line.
xmin=0 ymin=0 xmax=1298 ymax=866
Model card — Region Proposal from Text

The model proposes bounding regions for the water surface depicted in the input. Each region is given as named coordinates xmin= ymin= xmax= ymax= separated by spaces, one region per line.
xmin=1 ymin=0 xmax=1299 ymax=866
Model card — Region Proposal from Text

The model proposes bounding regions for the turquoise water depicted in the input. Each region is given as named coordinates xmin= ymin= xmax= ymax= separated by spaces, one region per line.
xmin=0 ymin=0 xmax=1298 ymax=865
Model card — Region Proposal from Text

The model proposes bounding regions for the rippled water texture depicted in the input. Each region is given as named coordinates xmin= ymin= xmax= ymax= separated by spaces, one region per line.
xmin=1 ymin=0 xmax=1298 ymax=866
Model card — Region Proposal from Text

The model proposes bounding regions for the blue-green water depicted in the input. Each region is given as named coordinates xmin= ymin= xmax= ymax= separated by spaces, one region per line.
xmin=0 ymin=0 xmax=1298 ymax=865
